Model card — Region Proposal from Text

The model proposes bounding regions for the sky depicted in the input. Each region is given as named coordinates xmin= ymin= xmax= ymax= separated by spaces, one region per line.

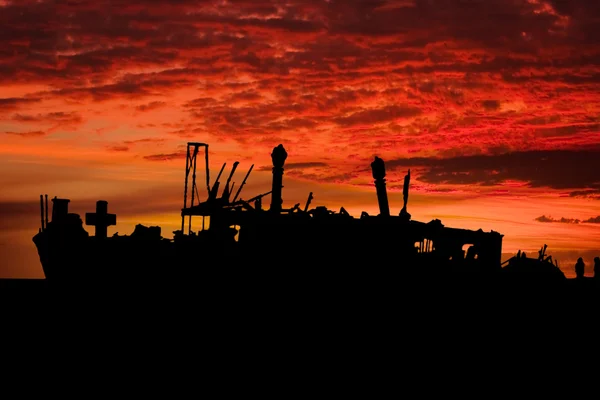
xmin=1 ymin=0 xmax=599 ymax=279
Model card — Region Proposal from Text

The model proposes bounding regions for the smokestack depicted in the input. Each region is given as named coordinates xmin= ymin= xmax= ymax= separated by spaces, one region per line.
xmin=371 ymin=156 xmax=390 ymax=217
xmin=51 ymin=197 xmax=70 ymax=223
xmin=269 ymin=144 xmax=287 ymax=213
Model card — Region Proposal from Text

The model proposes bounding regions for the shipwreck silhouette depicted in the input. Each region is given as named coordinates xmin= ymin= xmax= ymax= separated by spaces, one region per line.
xmin=30 ymin=142 xmax=598 ymax=295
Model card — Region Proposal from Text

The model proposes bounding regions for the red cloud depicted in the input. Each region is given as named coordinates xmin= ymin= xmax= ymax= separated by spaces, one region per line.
xmin=135 ymin=101 xmax=167 ymax=112
xmin=0 ymin=0 xmax=598 ymax=192
xmin=143 ymin=151 xmax=187 ymax=161
xmin=4 ymin=130 xmax=46 ymax=137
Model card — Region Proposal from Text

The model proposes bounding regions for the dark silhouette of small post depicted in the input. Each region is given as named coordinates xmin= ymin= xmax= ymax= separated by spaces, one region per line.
xmin=594 ymin=257 xmax=600 ymax=279
xmin=45 ymin=194 xmax=48 ymax=227
xmin=304 ymin=192 xmax=313 ymax=212
xmin=85 ymin=200 xmax=116 ymax=239
xmin=270 ymin=144 xmax=287 ymax=213
xmin=40 ymin=195 xmax=45 ymax=230
xmin=371 ymin=156 xmax=390 ymax=217
xmin=400 ymin=169 xmax=411 ymax=219
xmin=575 ymin=257 xmax=585 ymax=279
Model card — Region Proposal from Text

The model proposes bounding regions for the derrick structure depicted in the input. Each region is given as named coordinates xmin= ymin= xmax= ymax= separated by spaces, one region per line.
xmin=181 ymin=142 xmax=210 ymax=233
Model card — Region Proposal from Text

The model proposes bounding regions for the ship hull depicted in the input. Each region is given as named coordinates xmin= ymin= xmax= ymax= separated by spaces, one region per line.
xmin=29 ymin=229 xmax=600 ymax=305
xmin=33 ymin=226 xmax=507 ymax=295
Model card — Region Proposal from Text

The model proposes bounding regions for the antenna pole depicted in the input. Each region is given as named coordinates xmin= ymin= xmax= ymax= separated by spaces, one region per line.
xmin=40 ymin=194 xmax=44 ymax=230
xmin=205 ymin=144 xmax=210 ymax=197
xmin=189 ymin=145 xmax=199 ymax=233
xmin=45 ymin=194 xmax=48 ymax=226
xmin=181 ymin=144 xmax=191 ymax=232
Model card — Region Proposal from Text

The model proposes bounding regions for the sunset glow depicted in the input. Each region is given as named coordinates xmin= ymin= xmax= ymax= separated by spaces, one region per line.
xmin=1 ymin=0 xmax=599 ymax=278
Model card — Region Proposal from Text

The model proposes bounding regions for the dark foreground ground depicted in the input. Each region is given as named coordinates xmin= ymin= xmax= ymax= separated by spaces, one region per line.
xmin=2 ymin=273 xmax=597 ymax=389
xmin=2 ymin=272 xmax=597 ymax=314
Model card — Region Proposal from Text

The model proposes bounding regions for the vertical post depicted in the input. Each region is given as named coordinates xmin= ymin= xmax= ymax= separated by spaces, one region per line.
xmin=205 ymin=144 xmax=210 ymax=197
xmin=189 ymin=145 xmax=198 ymax=234
xmin=45 ymin=194 xmax=48 ymax=226
xmin=182 ymin=145 xmax=190 ymax=233
xmin=40 ymin=195 xmax=45 ymax=230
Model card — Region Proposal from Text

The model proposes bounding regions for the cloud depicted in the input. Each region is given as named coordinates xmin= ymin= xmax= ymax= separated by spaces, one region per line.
xmin=534 ymin=214 xmax=600 ymax=224
xmin=384 ymin=150 xmax=600 ymax=191
xmin=535 ymin=215 xmax=554 ymax=223
xmin=4 ymin=130 xmax=46 ymax=137
xmin=535 ymin=215 xmax=580 ymax=224
xmin=106 ymin=137 xmax=167 ymax=153
xmin=0 ymin=97 xmax=41 ymax=112
xmin=124 ymin=138 xmax=166 ymax=145
xmin=332 ymin=105 xmax=422 ymax=127
xmin=143 ymin=151 xmax=187 ymax=161
xmin=11 ymin=111 xmax=83 ymax=127
xmin=569 ymin=189 xmax=600 ymax=200
xmin=54 ymin=81 xmax=159 ymax=102
xmin=257 ymin=162 xmax=328 ymax=172
xmin=285 ymin=162 xmax=329 ymax=170
xmin=583 ymin=216 xmax=600 ymax=223
xmin=107 ymin=146 xmax=130 ymax=152
xmin=481 ymin=100 xmax=501 ymax=111
xmin=256 ymin=160 xmax=358 ymax=184
xmin=135 ymin=101 xmax=167 ymax=112
xmin=0 ymin=0 xmax=599 ymax=193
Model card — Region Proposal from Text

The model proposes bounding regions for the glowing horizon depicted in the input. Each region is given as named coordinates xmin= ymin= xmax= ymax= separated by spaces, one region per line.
xmin=1 ymin=0 xmax=599 ymax=278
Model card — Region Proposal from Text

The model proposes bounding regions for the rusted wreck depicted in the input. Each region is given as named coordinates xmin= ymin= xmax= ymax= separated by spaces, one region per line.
xmin=33 ymin=142 xmax=504 ymax=281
